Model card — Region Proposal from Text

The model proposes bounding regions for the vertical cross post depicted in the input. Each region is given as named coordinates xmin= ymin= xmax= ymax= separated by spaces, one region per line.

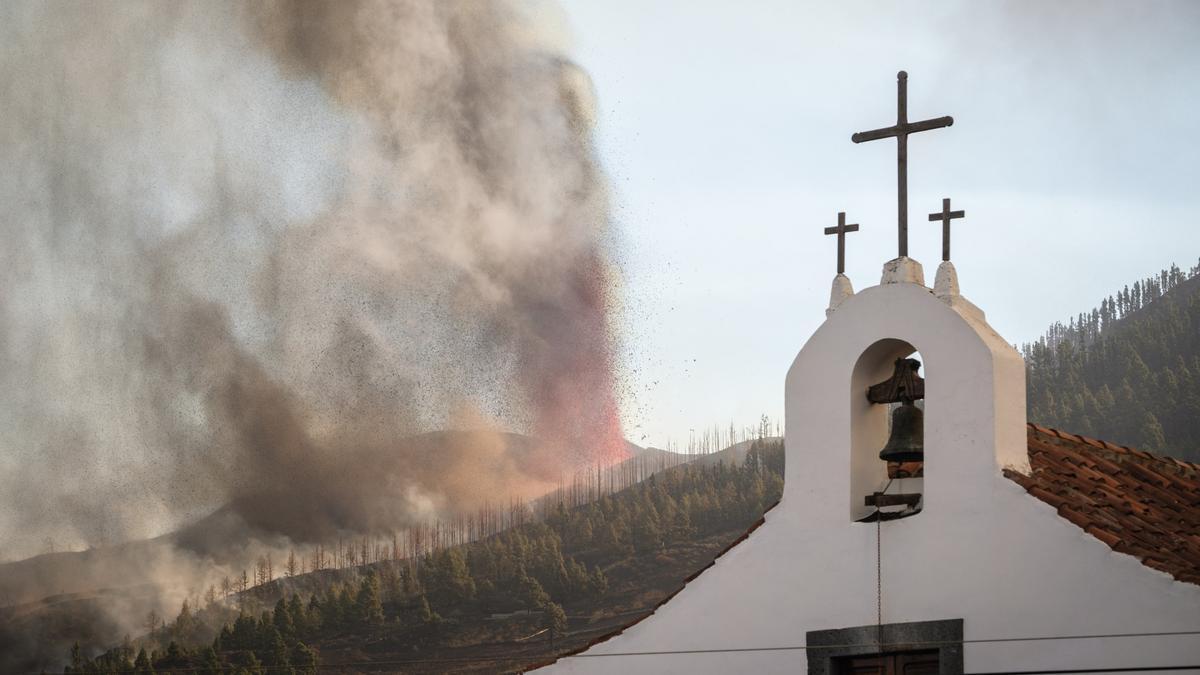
xmin=897 ymin=72 xmax=907 ymax=258
xmin=852 ymin=71 xmax=953 ymax=259
xmin=824 ymin=212 xmax=860 ymax=275
xmin=927 ymin=197 xmax=965 ymax=262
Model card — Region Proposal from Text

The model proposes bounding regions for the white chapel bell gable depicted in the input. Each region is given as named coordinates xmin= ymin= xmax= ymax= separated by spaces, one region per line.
xmin=540 ymin=70 xmax=1200 ymax=675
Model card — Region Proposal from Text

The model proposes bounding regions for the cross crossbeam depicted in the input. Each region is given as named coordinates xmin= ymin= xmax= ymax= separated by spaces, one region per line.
xmin=852 ymin=71 xmax=953 ymax=258
xmin=824 ymin=212 xmax=860 ymax=275
xmin=928 ymin=197 xmax=965 ymax=262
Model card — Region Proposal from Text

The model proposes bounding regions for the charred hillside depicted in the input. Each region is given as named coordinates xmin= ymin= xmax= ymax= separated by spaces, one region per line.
xmin=64 ymin=441 xmax=785 ymax=674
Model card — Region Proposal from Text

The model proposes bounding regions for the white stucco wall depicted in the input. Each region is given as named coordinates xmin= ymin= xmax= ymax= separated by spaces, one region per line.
xmin=542 ymin=271 xmax=1200 ymax=674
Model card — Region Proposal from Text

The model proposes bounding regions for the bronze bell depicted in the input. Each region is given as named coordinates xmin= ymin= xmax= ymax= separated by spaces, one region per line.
xmin=879 ymin=400 xmax=924 ymax=462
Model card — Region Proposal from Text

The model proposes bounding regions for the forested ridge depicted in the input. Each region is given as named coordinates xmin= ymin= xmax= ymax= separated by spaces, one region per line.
xmin=64 ymin=441 xmax=784 ymax=674
xmin=1023 ymin=258 xmax=1200 ymax=461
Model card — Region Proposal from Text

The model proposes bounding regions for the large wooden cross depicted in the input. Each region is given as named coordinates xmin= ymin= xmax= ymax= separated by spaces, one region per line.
xmin=852 ymin=71 xmax=953 ymax=258
xmin=928 ymin=197 xmax=965 ymax=262
xmin=824 ymin=211 xmax=859 ymax=275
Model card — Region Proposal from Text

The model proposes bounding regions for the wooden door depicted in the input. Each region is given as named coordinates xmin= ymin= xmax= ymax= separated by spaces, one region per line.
xmin=834 ymin=649 xmax=940 ymax=675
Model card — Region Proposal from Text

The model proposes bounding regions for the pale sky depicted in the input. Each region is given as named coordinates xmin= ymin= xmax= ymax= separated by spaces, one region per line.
xmin=559 ymin=1 xmax=1200 ymax=448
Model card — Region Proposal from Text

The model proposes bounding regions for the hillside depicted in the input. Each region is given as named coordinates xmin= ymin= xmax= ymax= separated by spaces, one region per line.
xmin=63 ymin=440 xmax=784 ymax=674
xmin=1024 ymin=260 xmax=1200 ymax=461
xmin=0 ymin=431 xmax=558 ymax=603
xmin=690 ymin=436 xmax=782 ymax=469
xmin=0 ymin=430 xmax=627 ymax=673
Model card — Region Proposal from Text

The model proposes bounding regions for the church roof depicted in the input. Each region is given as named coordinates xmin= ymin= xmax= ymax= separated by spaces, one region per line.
xmin=535 ymin=424 xmax=1198 ymax=669
xmin=1007 ymin=424 xmax=1200 ymax=585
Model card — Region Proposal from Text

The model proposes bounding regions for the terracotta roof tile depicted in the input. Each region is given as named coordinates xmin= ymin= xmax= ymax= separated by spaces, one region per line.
xmin=1026 ymin=485 xmax=1068 ymax=510
xmin=1085 ymin=524 xmax=1123 ymax=548
xmin=1012 ymin=424 xmax=1200 ymax=585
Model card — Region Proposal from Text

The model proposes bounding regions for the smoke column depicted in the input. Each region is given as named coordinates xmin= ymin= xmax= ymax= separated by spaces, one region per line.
xmin=0 ymin=0 xmax=627 ymax=561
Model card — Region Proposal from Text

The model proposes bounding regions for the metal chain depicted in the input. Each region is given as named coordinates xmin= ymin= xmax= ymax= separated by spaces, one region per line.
xmin=875 ymin=477 xmax=893 ymax=641
xmin=876 ymin=508 xmax=882 ymax=632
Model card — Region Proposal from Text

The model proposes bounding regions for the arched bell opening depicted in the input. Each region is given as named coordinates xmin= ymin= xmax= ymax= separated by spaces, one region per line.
xmin=849 ymin=339 xmax=926 ymax=522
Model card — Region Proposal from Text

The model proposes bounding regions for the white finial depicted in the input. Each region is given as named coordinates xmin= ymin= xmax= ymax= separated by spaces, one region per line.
xmin=934 ymin=260 xmax=960 ymax=297
xmin=880 ymin=256 xmax=925 ymax=286
xmin=933 ymin=260 xmax=986 ymax=320
xmin=827 ymin=274 xmax=854 ymax=317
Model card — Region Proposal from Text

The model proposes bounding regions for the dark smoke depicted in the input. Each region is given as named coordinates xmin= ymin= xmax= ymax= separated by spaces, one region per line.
xmin=0 ymin=0 xmax=625 ymax=563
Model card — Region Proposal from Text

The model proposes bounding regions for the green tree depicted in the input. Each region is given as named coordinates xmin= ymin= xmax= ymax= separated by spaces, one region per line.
xmin=545 ymin=601 xmax=567 ymax=648
xmin=162 ymin=640 xmax=184 ymax=668
xmin=426 ymin=548 xmax=476 ymax=604
xmin=632 ymin=513 xmax=662 ymax=554
xmin=174 ymin=599 xmax=196 ymax=641
xmin=199 ymin=646 xmax=222 ymax=675
xmin=264 ymin=626 xmax=290 ymax=671
xmin=133 ymin=648 xmax=154 ymax=675
xmin=228 ymin=613 xmax=255 ymax=649
xmin=588 ymin=565 xmax=608 ymax=598
xmin=1139 ymin=411 xmax=1167 ymax=452
xmin=287 ymin=594 xmax=306 ymax=634
xmin=68 ymin=642 xmax=83 ymax=673
xmin=306 ymin=595 xmax=323 ymax=632
xmin=417 ymin=594 xmax=441 ymax=626
xmin=292 ymin=642 xmax=319 ymax=675
xmin=516 ymin=572 xmax=549 ymax=609
xmin=356 ymin=570 xmax=385 ymax=625
xmin=273 ymin=596 xmax=294 ymax=636
xmin=242 ymin=652 xmax=264 ymax=675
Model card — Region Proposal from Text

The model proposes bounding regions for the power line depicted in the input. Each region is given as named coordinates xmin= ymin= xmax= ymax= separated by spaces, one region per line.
xmin=46 ymin=655 xmax=1200 ymax=675
xmin=556 ymin=629 xmax=1200 ymax=658
xmin=46 ymin=629 xmax=1200 ymax=674
xmin=961 ymin=631 xmax=1200 ymax=647
xmin=964 ymin=662 xmax=1200 ymax=667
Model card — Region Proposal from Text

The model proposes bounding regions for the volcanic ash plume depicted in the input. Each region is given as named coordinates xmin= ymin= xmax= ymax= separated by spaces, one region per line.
xmin=0 ymin=0 xmax=627 ymax=561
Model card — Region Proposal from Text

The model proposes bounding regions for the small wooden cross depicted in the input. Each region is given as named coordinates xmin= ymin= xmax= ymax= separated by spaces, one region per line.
xmin=824 ymin=212 xmax=860 ymax=275
xmin=927 ymin=197 xmax=965 ymax=262
xmin=852 ymin=71 xmax=953 ymax=259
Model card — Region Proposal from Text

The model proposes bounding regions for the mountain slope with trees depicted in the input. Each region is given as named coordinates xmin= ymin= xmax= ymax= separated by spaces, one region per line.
xmin=1023 ymin=259 xmax=1200 ymax=461
xmin=63 ymin=441 xmax=785 ymax=674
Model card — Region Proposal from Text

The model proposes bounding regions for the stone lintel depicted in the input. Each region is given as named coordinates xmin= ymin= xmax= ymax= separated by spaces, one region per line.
xmin=806 ymin=618 xmax=964 ymax=674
